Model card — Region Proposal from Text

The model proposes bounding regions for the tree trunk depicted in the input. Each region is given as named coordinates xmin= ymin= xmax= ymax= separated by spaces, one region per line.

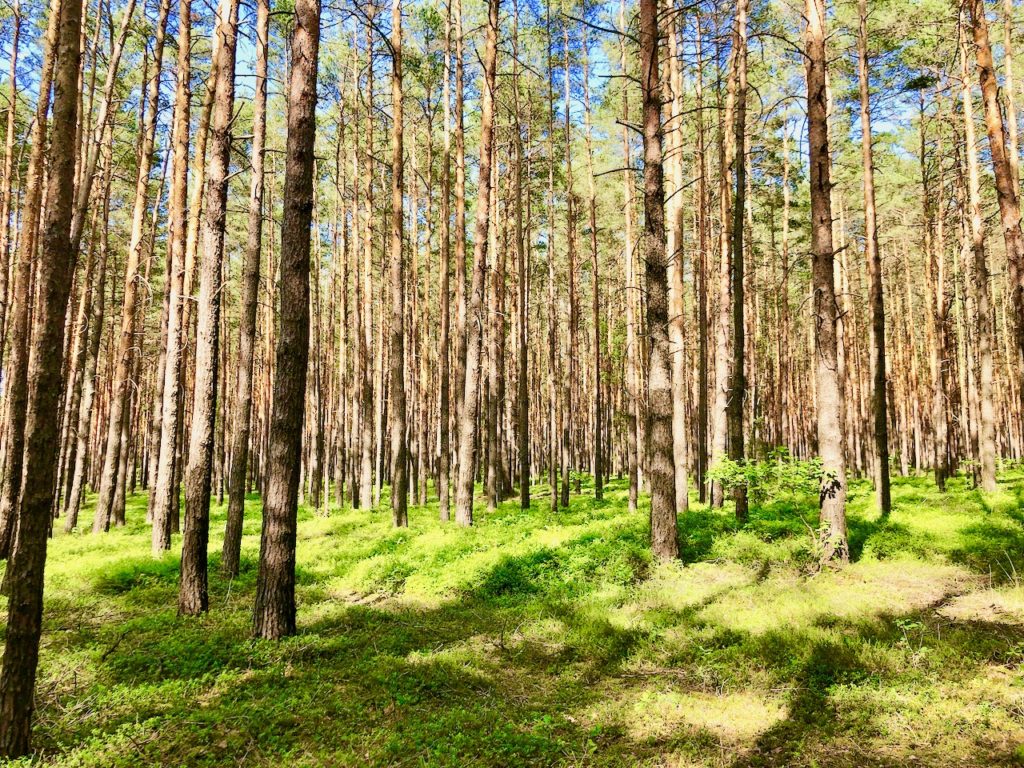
xmin=438 ymin=0 xmax=453 ymax=520
xmin=857 ymin=0 xmax=891 ymax=514
xmin=389 ymin=0 xmax=408 ymax=527
xmin=453 ymin=0 xmax=498 ymax=527
xmin=728 ymin=0 xmax=749 ymax=521
xmin=805 ymin=0 xmax=848 ymax=563
xmin=180 ymin=0 xmax=239 ymax=615
xmin=640 ymin=0 xmax=678 ymax=561
xmin=253 ymin=0 xmax=320 ymax=640
xmin=960 ymin=17 xmax=998 ymax=492
xmin=151 ymin=0 xmax=192 ymax=553
xmin=0 ymin=0 xmax=82 ymax=751
xmin=968 ymin=0 xmax=1024 ymax=426
xmin=223 ymin=0 xmax=268 ymax=576
xmin=93 ymin=0 xmax=170 ymax=532
xmin=0 ymin=0 xmax=61 ymax=561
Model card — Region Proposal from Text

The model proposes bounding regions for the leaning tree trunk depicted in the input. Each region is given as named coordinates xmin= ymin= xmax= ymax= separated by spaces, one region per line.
xmin=805 ymin=0 xmax=848 ymax=563
xmin=640 ymin=0 xmax=678 ymax=561
xmin=968 ymin=0 xmax=1024 ymax=420
xmin=0 ymin=0 xmax=61 ymax=561
xmin=253 ymin=0 xmax=320 ymax=640
xmin=92 ymin=0 xmax=170 ymax=533
xmin=0 ymin=0 xmax=82 ymax=752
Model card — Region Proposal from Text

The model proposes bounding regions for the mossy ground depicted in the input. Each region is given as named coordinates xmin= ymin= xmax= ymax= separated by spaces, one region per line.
xmin=4 ymin=471 xmax=1024 ymax=766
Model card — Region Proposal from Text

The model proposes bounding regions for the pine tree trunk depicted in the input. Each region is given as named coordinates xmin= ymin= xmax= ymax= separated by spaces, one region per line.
xmin=151 ymin=0 xmax=192 ymax=553
xmin=253 ymin=0 xmax=320 ymax=639
xmin=223 ymin=0 xmax=268 ymax=576
xmin=805 ymin=0 xmax=848 ymax=563
xmin=453 ymin=0 xmax=498 ymax=527
xmin=438 ymin=0 xmax=453 ymax=520
xmin=960 ymin=18 xmax=998 ymax=492
xmin=389 ymin=0 xmax=408 ymax=527
xmin=968 ymin=0 xmax=1024 ymax=424
xmin=729 ymin=0 xmax=749 ymax=522
xmin=93 ymin=0 xmax=170 ymax=532
xmin=0 ymin=0 xmax=61 ymax=560
xmin=857 ymin=0 xmax=891 ymax=514
xmin=0 ymin=0 xmax=82 ymax=750
xmin=640 ymin=0 xmax=678 ymax=561
xmin=180 ymin=0 xmax=239 ymax=615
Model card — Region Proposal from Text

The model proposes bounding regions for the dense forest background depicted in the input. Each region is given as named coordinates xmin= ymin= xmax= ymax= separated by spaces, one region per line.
xmin=0 ymin=0 xmax=1024 ymax=762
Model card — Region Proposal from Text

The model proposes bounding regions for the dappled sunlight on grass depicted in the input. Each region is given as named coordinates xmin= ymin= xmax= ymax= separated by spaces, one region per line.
xmin=3 ymin=471 xmax=1024 ymax=765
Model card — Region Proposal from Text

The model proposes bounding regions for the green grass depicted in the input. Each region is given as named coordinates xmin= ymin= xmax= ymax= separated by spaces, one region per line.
xmin=4 ymin=470 xmax=1024 ymax=766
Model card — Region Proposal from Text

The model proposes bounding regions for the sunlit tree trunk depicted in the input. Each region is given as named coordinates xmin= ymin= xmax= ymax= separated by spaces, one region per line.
xmin=453 ymin=0 xmax=498 ymax=527
xmin=151 ymin=0 xmax=192 ymax=552
xmin=389 ymin=0 xmax=408 ymax=527
xmin=960 ymin=18 xmax=998 ymax=492
xmin=857 ymin=0 xmax=891 ymax=514
xmin=640 ymin=0 xmax=678 ymax=560
xmin=805 ymin=0 xmax=848 ymax=563
xmin=253 ymin=0 xmax=320 ymax=639
xmin=223 ymin=0 xmax=268 ymax=576
xmin=0 ymin=0 xmax=82 ymax=750
xmin=180 ymin=0 xmax=239 ymax=614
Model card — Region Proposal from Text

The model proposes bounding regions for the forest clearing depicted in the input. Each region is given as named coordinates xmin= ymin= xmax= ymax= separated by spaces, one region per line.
xmin=16 ymin=475 xmax=1024 ymax=766
xmin=2 ymin=0 xmax=1024 ymax=761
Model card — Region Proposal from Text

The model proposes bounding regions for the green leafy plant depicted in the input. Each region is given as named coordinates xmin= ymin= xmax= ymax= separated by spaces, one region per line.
xmin=706 ymin=448 xmax=826 ymax=505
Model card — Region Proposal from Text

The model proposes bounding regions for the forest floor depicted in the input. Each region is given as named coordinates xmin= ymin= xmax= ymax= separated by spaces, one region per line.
xmin=4 ymin=471 xmax=1024 ymax=767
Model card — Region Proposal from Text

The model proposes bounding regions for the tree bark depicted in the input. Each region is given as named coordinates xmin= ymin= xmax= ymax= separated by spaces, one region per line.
xmin=253 ymin=0 xmax=320 ymax=639
xmin=857 ymin=0 xmax=891 ymax=514
xmin=180 ymin=0 xmax=239 ymax=615
xmin=223 ymin=0 xmax=268 ymax=576
xmin=93 ymin=0 xmax=171 ymax=532
xmin=728 ymin=0 xmax=749 ymax=522
xmin=151 ymin=0 xmax=192 ymax=553
xmin=389 ymin=0 xmax=408 ymax=527
xmin=968 ymin=0 xmax=1024 ymax=425
xmin=805 ymin=0 xmax=848 ymax=563
xmin=0 ymin=0 xmax=82 ymax=751
xmin=640 ymin=0 xmax=678 ymax=560
xmin=960 ymin=18 xmax=998 ymax=492
xmin=453 ymin=0 xmax=498 ymax=527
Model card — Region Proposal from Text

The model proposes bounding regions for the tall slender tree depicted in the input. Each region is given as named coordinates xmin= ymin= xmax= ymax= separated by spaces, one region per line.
xmin=640 ymin=0 xmax=678 ymax=560
xmin=805 ymin=0 xmax=848 ymax=562
xmin=223 ymin=0 xmax=269 ymax=576
xmin=253 ymin=0 xmax=321 ymax=639
xmin=0 ymin=0 xmax=83 ymax=750
xmin=453 ymin=0 xmax=499 ymax=527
